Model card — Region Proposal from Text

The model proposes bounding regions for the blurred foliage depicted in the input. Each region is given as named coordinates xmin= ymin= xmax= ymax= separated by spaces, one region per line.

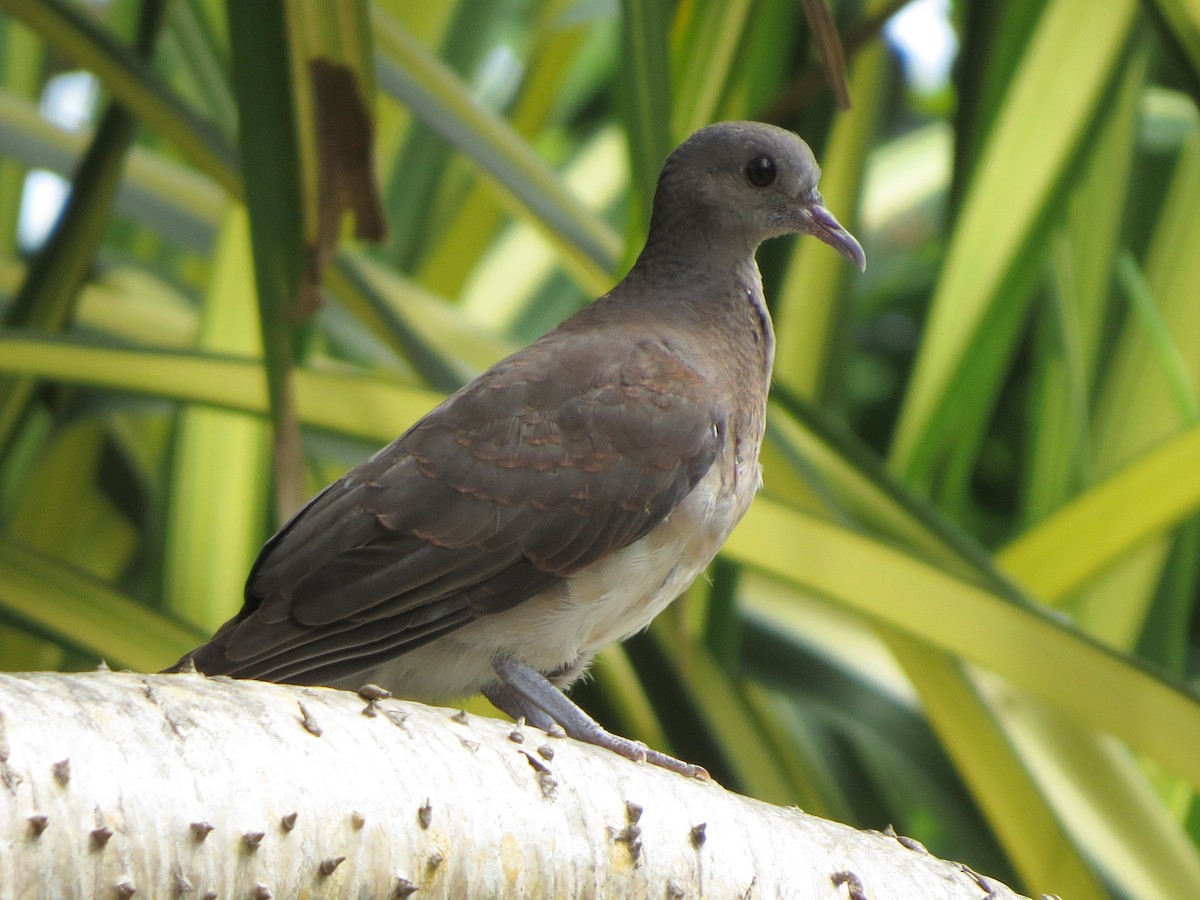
xmin=1 ymin=0 xmax=1200 ymax=895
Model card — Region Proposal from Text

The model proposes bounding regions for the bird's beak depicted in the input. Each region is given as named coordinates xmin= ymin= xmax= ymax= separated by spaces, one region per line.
xmin=800 ymin=201 xmax=866 ymax=272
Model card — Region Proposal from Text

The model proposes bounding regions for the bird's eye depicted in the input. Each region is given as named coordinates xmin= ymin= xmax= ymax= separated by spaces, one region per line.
xmin=745 ymin=156 xmax=776 ymax=187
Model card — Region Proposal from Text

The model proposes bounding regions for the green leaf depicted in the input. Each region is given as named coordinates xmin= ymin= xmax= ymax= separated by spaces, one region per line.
xmin=372 ymin=9 xmax=620 ymax=293
xmin=3 ymin=0 xmax=239 ymax=194
xmin=725 ymin=498 xmax=1200 ymax=791
xmin=773 ymin=29 xmax=884 ymax=399
xmin=618 ymin=0 xmax=672 ymax=234
xmin=225 ymin=0 xmax=308 ymax=518
xmin=670 ymin=0 xmax=752 ymax=138
xmin=1146 ymin=0 xmax=1200 ymax=85
xmin=0 ymin=536 xmax=205 ymax=671
xmin=0 ymin=333 xmax=442 ymax=443
xmin=889 ymin=0 xmax=1138 ymax=485
xmin=1001 ymin=425 xmax=1200 ymax=603
xmin=163 ymin=207 xmax=269 ymax=631
xmin=0 ymin=0 xmax=171 ymax=458
xmin=1022 ymin=49 xmax=1144 ymax=521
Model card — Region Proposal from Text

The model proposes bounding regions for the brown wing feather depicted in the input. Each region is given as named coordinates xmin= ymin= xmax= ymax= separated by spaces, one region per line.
xmin=185 ymin=334 xmax=723 ymax=684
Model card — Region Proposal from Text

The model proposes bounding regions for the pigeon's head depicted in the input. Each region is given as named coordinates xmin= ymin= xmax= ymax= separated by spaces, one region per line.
xmin=652 ymin=121 xmax=865 ymax=271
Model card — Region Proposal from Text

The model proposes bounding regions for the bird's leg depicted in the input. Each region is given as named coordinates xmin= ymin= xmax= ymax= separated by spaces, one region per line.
xmin=489 ymin=656 xmax=709 ymax=780
xmin=481 ymin=679 xmax=556 ymax=732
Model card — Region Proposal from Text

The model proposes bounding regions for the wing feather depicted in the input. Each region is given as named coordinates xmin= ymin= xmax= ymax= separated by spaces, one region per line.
xmin=186 ymin=333 xmax=724 ymax=685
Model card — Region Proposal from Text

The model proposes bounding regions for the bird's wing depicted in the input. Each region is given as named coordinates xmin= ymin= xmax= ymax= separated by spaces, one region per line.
xmin=194 ymin=333 xmax=725 ymax=685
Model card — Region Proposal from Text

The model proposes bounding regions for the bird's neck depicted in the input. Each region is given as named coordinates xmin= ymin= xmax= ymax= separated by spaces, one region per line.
xmin=606 ymin=233 xmax=775 ymax=390
xmin=620 ymin=228 xmax=768 ymax=327
xmin=625 ymin=223 xmax=759 ymax=289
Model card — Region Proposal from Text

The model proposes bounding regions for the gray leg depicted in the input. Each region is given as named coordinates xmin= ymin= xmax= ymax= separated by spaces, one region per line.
xmin=491 ymin=656 xmax=708 ymax=779
xmin=482 ymin=679 xmax=556 ymax=732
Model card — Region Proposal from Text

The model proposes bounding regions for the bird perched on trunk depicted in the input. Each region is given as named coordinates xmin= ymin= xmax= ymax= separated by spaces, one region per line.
xmin=173 ymin=121 xmax=865 ymax=777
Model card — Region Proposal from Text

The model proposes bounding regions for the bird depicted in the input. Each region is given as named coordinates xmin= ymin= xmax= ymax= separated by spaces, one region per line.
xmin=172 ymin=121 xmax=865 ymax=777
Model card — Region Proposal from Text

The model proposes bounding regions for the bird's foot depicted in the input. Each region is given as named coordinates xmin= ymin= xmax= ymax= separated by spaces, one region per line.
xmin=486 ymin=657 xmax=709 ymax=780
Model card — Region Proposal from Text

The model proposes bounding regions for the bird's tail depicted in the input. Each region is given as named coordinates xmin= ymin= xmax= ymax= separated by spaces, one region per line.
xmin=160 ymin=616 xmax=242 ymax=676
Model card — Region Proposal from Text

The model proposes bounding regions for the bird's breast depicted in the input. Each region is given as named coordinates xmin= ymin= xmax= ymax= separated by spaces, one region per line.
xmin=509 ymin=427 xmax=761 ymax=659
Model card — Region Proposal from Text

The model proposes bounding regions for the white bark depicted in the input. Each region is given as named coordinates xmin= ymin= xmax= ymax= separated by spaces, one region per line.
xmin=0 ymin=671 xmax=1029 ymax=899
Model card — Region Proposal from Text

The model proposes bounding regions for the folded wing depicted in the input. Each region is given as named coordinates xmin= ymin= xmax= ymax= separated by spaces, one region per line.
xmin=186 ymin=334 xmax=724 ymax=686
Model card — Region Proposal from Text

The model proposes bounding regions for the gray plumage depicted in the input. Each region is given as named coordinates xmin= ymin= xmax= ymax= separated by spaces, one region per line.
xmin=174 ymin=121 xmax=864 ymax=775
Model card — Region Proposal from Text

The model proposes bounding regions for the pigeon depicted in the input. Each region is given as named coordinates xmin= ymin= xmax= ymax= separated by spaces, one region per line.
xmin=173 ymin=121 xmax=865 ymax=777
